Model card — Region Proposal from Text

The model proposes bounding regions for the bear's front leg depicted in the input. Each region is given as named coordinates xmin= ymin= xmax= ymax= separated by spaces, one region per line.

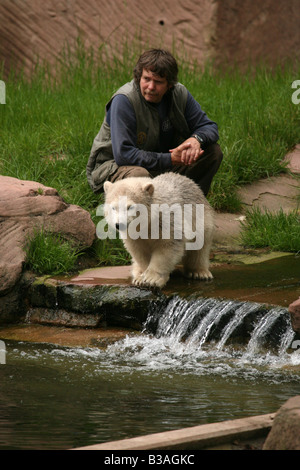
xmin=139 ymin=267 xmax=170 ymax=289
xmin=131 ymin=260 xmax=144 ymax=285
xmin=183 ymin=243 xmax=213 ymax=281
xmin=137 ymin=243 xmax=184 ymax=289
xmin=124 ymin=239 xmax=151 ymax=286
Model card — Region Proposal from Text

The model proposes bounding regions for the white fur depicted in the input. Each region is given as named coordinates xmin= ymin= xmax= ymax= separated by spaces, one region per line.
xmin=104 ymin=173 xmax=214 ymax=288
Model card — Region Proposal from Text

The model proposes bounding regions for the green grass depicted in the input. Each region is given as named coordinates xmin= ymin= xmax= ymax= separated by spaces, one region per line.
xmin=1 ymin=39 xmax=299 ymax=270
xmin=24 ymin=227 xmax=82 ymax=275
xmin=91 ymin=238 xmax=131 ymax=266
xmin=240 ymin=208 xmax=300 ymax=253
xmin=181 ymin=62 xmax=300 ymax=210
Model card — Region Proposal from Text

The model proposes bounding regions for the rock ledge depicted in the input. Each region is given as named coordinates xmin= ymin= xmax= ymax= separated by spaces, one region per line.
xmin=0 ymin=175 xmax=96 ymax=318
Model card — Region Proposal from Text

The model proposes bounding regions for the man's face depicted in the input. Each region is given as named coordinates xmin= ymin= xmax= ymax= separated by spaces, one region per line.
xmin=140 ymin=69 xmax=170 ymax=103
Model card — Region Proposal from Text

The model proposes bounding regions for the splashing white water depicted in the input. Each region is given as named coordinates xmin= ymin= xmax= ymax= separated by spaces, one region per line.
xmin=11 ymin=296 xmax=300 ymax=382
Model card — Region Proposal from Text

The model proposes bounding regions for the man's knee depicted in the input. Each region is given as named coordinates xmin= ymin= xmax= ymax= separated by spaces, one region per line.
xmin=129 ymin=167 xmax=151 ymax=178
xmin=207 ymin=143 xmax=223 ymax=166
xmin=110 ymin=165 xmax=151 ymax=182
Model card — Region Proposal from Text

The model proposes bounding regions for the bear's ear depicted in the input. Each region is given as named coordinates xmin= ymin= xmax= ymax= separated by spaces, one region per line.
xmin=143 ymin=182 xmax=154 ymax=196
xmin=103 ymin=181 xmax=113 ymax=193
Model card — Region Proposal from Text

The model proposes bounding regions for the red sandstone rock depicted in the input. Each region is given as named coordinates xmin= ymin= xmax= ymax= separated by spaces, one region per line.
xmin=0 ymin=175 xmax=96 ymax=294
xmin=289 ymin=298 xmax=300 ymax=335
xmin=1 ymin=0 xmax=299 ymax=78
xmin=263 ymin=396 xmax=300 ymax=450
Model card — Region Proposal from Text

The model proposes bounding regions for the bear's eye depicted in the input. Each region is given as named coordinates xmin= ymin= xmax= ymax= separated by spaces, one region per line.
xmin=127 ymin=205 xmax=135 ymax=212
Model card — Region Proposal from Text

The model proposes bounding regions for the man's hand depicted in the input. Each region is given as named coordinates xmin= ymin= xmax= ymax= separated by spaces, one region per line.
xmin=169 ymin=137 xmax=204 ymax=166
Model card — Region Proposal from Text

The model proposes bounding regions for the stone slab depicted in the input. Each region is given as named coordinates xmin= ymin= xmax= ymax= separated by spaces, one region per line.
xmin=0 ymin=324 xmax=133 ymax=348
xmin=213 ymin=212 xmax=243 ymax=244
xmin=237 ymin=174 xmax=299 ymax=212
xmin=70 ymin=266 xmax=132 ymax=285
xmin=284 ymin=144 xmax=300 ymax=174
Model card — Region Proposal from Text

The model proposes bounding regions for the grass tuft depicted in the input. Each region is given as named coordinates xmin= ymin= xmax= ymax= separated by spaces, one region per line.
xmin=240 ymin=208 xmax=300 ymax=253
xmin=24 ymin=227 xmax=82 ymax=275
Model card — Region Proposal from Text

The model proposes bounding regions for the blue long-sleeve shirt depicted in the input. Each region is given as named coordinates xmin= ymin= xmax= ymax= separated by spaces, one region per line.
xmin=106 ymin=91 xmax=219 ymax=171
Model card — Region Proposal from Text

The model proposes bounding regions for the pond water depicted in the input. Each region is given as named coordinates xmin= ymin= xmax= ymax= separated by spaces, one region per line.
xmin=1 ymin=311 xmax=300 ymax=450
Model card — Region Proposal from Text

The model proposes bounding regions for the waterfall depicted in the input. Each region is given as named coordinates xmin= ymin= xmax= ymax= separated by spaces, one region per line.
xmin=145 ymin=296 xmax=296 ymax=355
xmin=245 ymin=307 xmax=286 ymax=354
xmin=216 ymin=302 xmax=262 ymax=351
xmin=103 ymin=295 xmax=300 ymax=379
xmin=186 ymin=300 xmax=242 ymax=349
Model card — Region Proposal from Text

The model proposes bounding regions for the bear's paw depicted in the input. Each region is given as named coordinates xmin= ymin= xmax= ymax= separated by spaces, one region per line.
xmin=185 ymin=269 xmax=213 ymax=281
xmin=135 ymin=269 xmax=169 ymax=289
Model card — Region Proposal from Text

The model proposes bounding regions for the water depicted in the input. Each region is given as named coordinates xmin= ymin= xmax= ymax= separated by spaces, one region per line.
xmin=1 ymin=296 xmax=300 ymax=450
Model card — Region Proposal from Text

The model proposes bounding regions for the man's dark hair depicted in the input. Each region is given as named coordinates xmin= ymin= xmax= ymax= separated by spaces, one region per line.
xmin=133 ymin=49 xmax=178 ymax=87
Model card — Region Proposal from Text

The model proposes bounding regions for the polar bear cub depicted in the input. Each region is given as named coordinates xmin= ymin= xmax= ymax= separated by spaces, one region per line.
xmin=103 ymin=172 xmax=214 ymax=289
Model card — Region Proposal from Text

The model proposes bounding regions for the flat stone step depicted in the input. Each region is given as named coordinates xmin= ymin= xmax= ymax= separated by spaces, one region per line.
xmin=69 ymin=265 xmax=132 ymax=285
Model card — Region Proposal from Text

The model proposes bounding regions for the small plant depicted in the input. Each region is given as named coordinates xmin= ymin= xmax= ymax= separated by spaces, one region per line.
xmin=240 ymin=208 xmax=300 ymax=252
xmin=92 ymin=237 xmax=131 ymax=266
xmin=24 ymin=227 xmax=82 ymax=275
